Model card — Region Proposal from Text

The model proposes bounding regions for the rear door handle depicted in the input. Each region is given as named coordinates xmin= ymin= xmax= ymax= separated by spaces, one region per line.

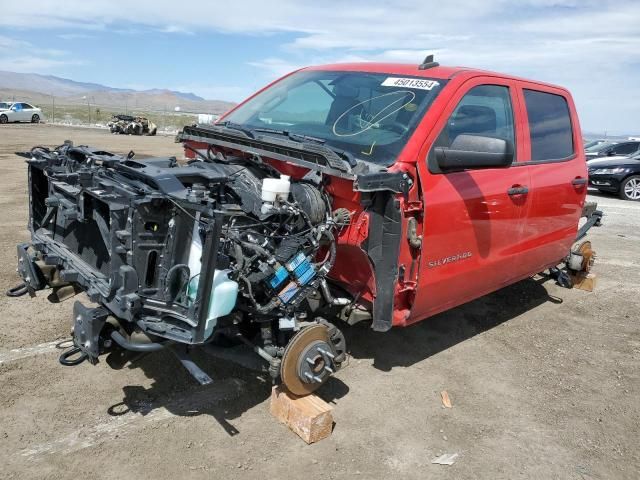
xmin=572 ymin=177 xmax=587 ymax=186
xmin=507 ymin=186 xmax=529 ymax=196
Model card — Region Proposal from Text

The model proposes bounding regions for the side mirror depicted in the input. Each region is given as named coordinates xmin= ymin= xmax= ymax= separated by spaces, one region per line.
xmin=607 ymin=151 xmax=615 ymax=156
xmin=434 ymin=134 xmax=513 ymax=171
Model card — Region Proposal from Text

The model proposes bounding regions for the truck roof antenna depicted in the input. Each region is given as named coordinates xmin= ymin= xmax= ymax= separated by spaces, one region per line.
xmin=418 ymin=54 xmax=439 ymax=70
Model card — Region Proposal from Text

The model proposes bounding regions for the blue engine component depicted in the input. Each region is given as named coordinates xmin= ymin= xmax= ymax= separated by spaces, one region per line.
xmin=269 ymin=252 xmax=317 ymax=304
xmin=269 ymin=265 xmax=289 ymax=289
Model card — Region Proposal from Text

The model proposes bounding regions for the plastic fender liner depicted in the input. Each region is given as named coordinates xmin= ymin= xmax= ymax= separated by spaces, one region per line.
xmin=365 ymin=191 xmax=402 ymax=332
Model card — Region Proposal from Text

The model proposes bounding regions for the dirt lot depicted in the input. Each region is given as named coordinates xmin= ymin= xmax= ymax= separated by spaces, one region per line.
xmin=0 ymin=124 xmax=638 ymax=479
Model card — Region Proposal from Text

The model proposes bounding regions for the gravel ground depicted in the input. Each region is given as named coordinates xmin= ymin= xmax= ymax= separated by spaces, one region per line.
xmin=0 ymin=124 xmax=638 ymax=480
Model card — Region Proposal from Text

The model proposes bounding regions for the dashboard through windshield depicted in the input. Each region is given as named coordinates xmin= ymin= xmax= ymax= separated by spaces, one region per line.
xmin=223 ymin=70 xmax=446 ymax=166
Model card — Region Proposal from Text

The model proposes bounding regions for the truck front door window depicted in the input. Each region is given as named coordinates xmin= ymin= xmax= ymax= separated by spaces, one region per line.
xmin=437 ymin=84 xmax=515 ymax=162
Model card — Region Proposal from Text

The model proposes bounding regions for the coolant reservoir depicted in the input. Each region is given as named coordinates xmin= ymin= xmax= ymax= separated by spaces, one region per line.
xmin=261 ymin=175 xmax=291 ymax=203
xmin=187 ymin=269 xmax=239 ymax=339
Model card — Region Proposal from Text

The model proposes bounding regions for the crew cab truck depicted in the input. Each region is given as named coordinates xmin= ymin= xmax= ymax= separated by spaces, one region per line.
xmin=10 ymin=57 xmax=602 ymax=396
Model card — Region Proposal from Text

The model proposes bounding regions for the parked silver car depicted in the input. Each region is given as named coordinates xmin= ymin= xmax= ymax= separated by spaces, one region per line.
xmin=0 ymin=102 xmax=42 ymax=124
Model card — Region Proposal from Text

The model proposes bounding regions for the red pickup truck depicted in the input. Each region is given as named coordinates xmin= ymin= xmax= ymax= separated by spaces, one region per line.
xmin=11 ymin=57 xmax=602 ymax=395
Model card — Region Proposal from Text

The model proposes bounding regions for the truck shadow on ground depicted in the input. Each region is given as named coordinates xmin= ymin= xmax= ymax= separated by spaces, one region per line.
xmin=106 ymin=343 xmax=350 ymax=436
xmin=344 ymin=274 xmax=562 ymax=372
xmin=105 ymin=275 xmax=558 ymax=434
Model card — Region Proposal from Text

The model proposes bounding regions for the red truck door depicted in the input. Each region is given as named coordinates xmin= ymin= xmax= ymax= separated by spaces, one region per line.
xmin=410 ymin=77 xmax=532 ymax=322
xmin=514 ymin=84 xmax=587 ymax=273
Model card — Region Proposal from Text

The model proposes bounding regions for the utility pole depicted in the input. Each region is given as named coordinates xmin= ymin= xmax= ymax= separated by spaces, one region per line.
xmin=52 ymin=95 xmax=55 ymax=124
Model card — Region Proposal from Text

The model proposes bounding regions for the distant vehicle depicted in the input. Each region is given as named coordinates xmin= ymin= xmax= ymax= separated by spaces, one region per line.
xmin=0 ymin=101 xmax=13 ymax=110
xmin=588 ymin=153 xmax=640 ymax=200
xmin=583 ymin=139 xmax=608 ymax=150
xmin=585 ymin=141 xmax=617 ymax=153
xmin=0 ymin=102 xmax=42 ymax=124
xmin=585 ymin=141 xmax=640 ymax=160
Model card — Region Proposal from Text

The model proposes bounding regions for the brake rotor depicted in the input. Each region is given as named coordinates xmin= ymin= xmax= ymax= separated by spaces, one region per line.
xmin=576 ymin=240 xmax=595 ymax=272
xmin=281 ymin=324 xmax=335 ymax=396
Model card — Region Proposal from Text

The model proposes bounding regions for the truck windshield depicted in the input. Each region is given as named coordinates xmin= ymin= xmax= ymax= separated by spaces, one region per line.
xmin=223 ymin=70 xmax=446 ymax=166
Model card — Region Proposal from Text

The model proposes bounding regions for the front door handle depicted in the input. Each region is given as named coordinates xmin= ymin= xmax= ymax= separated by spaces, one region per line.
xmin=507 ymin=186 xmax=529 ymax=196
xmin=572 ymin=177 xmax=588 ymax=186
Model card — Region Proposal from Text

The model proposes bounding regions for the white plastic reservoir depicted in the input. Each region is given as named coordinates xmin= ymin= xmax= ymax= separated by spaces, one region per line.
xmin=186 ymin=219 xmax=239 ymax=339
xmin=261 ymin=175 xmax=291 ymax=203
xmin=187 ymin=220 xmax=203 ymax=280
xmin=187 ymin=269 xmax=239 ymax=339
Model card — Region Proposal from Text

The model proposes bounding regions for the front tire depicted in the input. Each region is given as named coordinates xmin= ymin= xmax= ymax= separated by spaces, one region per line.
xmin=620 ymin=175 xmax=640 ymax=201
xmin=31 ymin=114 xmax=40 ymax=123
xmin=0 ymin=114 xmax=7 ymax=124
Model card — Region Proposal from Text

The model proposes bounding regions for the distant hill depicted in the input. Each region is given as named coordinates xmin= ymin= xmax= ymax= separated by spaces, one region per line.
xmin=0 ymin=70 xmax=235 ymax=114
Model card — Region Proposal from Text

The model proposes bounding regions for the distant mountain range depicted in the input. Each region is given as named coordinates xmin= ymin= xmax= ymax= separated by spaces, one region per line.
xmin=0 ymin=70 xmax=234 ymax=114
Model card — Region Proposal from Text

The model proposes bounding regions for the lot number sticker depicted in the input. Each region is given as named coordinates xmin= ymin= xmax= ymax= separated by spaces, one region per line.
xmin=381 ymin=77 xmax=439 ymax=90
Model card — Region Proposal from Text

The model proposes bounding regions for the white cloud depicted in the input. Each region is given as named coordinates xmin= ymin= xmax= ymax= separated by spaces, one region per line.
xmin=247 ymin=58 xmax=306 ymax=78
xmin=0 ymin=35 xmax=31 ymax=51
xmin=0 ymin=56 xmax=83 ymax=72
xmin=158 ymin=25 xmax=194 ymax=35
xmin=57 ymin=33 xmax=93 ymax=40
xmin=0 ymin=34 xmax=81 ymax=73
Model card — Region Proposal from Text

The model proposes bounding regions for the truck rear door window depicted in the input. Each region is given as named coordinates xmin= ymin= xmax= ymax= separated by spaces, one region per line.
xmin=523 ymin=89 xmax=574 ymax=161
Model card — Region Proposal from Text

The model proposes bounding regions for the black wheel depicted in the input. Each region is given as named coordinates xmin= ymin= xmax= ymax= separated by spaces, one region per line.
xmin=31 ymin=114 xmax=40 ymax=123
xmin=619 ymin=175 xmax=640 ymax=201
xmin=0 ymin=114 xmax=7 ymax=124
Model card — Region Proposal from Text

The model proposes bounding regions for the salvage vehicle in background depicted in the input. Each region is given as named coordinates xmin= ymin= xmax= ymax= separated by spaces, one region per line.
xmin=108 ymin=114 xmax=157 ymax=135
xmin=8 ymin=57 xmax=602 ymax=395
xmin=0 ymin=102 xmax=42 ymax=124
xmin=586 ymin=140 xmax=640 ymax=159
xmin=588 ymin=152 xmax=640 ymax=200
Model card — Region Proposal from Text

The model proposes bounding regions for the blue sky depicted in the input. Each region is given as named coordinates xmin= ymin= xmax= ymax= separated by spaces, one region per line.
xmin=0 ymin=0 xmax=638 ymax=134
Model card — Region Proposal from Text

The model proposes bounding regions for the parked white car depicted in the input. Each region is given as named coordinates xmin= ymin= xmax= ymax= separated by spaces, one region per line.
xmin=0 ymin=102 xmax=43 ymax=124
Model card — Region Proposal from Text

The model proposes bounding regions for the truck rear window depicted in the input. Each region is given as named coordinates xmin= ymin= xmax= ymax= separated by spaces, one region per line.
xmin=523 ymin=89 xmax=574 ymax=161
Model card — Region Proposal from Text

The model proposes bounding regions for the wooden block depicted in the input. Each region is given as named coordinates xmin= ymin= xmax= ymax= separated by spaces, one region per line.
xmin=570 ymin=272 xmax=597 ymax=292
xmin=270 ymin=385 xmax=333 ymax=444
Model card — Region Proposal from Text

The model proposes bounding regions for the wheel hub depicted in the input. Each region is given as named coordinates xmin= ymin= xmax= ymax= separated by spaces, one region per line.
xmin=281 ymin=324 xmax=339 ymax=396
xmin=625 ymin=179 xmax=640 ymax=200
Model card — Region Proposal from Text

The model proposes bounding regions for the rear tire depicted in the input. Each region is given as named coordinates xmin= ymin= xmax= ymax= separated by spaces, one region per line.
xmin=31 ymin=114 xmax=40 ymax=123
xmin=619 ymin=175 xmax=640 ymax=201
xmin=0 ymin=114 xmax=7 ymax=124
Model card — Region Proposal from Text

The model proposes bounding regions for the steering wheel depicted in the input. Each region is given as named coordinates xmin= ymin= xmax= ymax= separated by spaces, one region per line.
xmin=382 ymin=120 xmax=410 ymax=135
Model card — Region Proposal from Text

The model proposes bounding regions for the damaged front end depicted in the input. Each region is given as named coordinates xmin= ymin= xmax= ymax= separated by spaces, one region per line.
xmin=12 ymin=141 xmax=360 ymax=394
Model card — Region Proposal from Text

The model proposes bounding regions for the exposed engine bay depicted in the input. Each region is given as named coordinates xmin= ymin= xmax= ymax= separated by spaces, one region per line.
xmin=14 ymin=140 xmax=367 ymax=394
